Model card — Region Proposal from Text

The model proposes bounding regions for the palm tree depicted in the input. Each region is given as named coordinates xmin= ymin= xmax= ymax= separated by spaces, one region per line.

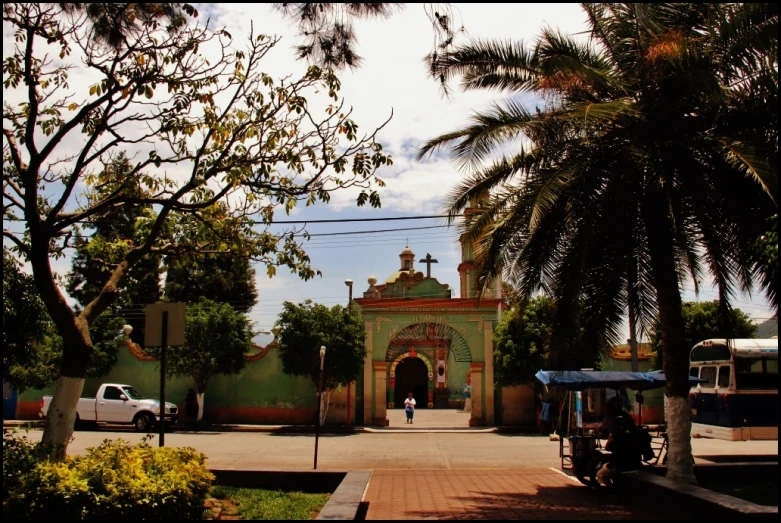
xmin=419 ymin=3 xmax=777 ymax=482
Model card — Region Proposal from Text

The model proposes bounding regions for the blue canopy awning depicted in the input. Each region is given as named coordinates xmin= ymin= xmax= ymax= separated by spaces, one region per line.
xmin=534 ymin=370 xmax=703 ymax=391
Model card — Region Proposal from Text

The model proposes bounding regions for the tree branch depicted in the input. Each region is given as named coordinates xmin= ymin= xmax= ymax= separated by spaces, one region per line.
xmin=3 ymin=230 xmax=30 ymax=255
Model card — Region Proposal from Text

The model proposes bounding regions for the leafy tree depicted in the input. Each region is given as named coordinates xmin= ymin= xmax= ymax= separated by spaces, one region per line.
xmin=163 ymin=202 xmax=259 ymax=311
xmin=164 ymin=253 xmax=257 ymax=312
xmin=161 ymin=299 xmax=253 ymax=421
xmin=276 ymin=300 xmax=366 ymax=425
xmin=3 ymin=4 xmax=389 ymax=458
xmin=650 ymin=301 xmax=758 ymax=369
xmin=163 ymin=205 xmax=259 ymax=314
xmin=5 ymin=248 xmax=126 ymax=392
xmin=66 ymin=153 xmax=162 ymax=346
xmin=501 ymin=281 xmax=521 ymax=310
xmin=493 ymin=296 xmax=598 ymax=388
xmin=3 ymin=248 xmax=50 ymax=386
xmin=418 ymin=3 xmax=777 ymax=482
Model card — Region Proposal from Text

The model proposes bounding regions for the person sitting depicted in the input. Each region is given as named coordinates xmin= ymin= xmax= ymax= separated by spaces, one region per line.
xmin=600 ymin=397 xmax=632 ymax=439
xmin=596 ymin=412 xmax=653 ymax=487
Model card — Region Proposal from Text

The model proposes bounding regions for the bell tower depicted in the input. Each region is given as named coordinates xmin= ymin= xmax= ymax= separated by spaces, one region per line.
xmin=399 ymin=246 xmax=415 ymax=271
xmin=457 ymin=193 xmax=501 ymax=299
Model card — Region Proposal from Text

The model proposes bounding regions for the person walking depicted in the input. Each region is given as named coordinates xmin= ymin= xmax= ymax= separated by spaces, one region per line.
xmin=404 ymin=392 xmax=416 ymax=424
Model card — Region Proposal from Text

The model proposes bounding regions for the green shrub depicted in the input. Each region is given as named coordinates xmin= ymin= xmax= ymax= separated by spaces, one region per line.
xmin=4 ymin=436 xmax=214 ymax=520
xmin=2 ymin=431 xmax=46 ymax=502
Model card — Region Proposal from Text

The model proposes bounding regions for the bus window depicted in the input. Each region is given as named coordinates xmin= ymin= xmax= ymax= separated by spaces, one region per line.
xmin=736 ymin=357 xmax=777 ymax=390
xmin=700 ymin=366 xmax=717 ymax=387
xmin=689 ymin=367 xmax=700 ymax=378
xmin=717 ymin=365 xmax=731 ymax=388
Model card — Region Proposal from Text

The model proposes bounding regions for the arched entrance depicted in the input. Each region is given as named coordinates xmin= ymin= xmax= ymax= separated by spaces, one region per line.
xmin=386 ymin=323 xmax=471 ymax=409
xmin=389 ymin=350 xmax=435 ymax=408
xmin=393 ymin=357 xmax=428 ymax=409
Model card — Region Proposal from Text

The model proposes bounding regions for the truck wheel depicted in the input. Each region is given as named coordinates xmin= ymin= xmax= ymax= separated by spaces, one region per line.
xmin=74 ymin=415 xmax=83 ymax=431
xmin=134 ymin=413 xmax=155 ymax=432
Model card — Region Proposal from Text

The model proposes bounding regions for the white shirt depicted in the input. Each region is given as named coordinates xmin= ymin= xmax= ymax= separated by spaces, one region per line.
xmin=404 ymin=398 xmax=416 ymax=410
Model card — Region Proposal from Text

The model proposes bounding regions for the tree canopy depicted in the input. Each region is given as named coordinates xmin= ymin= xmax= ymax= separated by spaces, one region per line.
xmin=276 ymin=300 xmax=366 ymax=391
xmin=163 ymin=298 xmax=253 ymax=395
xmin=2 ymin=3 xmax=390 ymax=456
xmin=4 ymin=248 xmax=125 ymax=392
xmin=493 ymin=295 xmax=598 ymax=388
xmin=650 ymin=301 xmax=758 ymax=368
xmin=163 ymin=252 xmax=258 ymax=313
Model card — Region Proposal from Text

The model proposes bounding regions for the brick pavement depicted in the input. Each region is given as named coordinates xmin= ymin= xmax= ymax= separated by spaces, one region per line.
xmin=364 ymin=468 xmax=657 ymax=520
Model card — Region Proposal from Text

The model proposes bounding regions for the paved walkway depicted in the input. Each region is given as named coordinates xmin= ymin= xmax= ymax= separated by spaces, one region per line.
xmin=386 ymin=408 xmax=471 ymax=428
xmin=9 ymin=429 xmax=776 ymax=470
xmin=364 ymin=468 xmax=655 ymax=520
xmin=10 ymin=428 xmax=775 ymax=520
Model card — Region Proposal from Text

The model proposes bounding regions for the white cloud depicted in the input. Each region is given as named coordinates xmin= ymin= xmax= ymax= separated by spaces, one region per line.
xmin=6 ymin=3 xmax=775 ymax=336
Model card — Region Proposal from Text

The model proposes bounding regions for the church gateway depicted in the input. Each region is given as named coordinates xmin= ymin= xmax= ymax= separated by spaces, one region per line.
xmin=12 ymin=200 xmax=536 ymax=427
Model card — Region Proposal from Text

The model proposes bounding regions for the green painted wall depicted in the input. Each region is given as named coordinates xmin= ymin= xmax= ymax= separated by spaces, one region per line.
xmin=447 ymin=354 xmax=469 ymax=401
xmin=600 ymin=357 xmax=663 ymax=412
xmin=19 ymin=345 xmax=317 ymax=412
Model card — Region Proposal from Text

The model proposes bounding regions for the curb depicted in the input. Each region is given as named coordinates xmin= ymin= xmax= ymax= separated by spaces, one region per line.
xmin=3 ymin=420 xmax=527 ymax=434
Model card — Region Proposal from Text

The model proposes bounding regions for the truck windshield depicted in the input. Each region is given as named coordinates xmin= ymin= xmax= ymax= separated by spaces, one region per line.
xmin=122 ymin=387 xmax=145 ymax=400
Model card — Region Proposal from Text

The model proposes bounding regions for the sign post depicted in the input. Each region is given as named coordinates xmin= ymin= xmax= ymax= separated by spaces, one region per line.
xmin=145 ymin=303 xmax=186 ymax=447
xmin=314 ymin=346 xmax=326 ymax=470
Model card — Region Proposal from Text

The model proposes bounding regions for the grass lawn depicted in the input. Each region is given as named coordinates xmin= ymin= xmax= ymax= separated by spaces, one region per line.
xmin=704 ymin=483 xmax=778 ymax=507
xmin=210 ymin=486 xmax=330 ymax=520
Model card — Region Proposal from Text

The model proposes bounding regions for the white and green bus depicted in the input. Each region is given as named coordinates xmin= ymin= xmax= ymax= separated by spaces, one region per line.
xmin=689 ymin=338 xmax=778 ymax=441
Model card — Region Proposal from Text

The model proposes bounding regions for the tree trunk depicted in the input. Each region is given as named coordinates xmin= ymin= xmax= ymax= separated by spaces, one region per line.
xmin=646 ymin=198 xmax=697 ymax=484
xmin=39 ymin=316 xmax=94 ymax=461
xmin=196 ymin=392 xmax=205 ymax=421
xmin=41 ymin=376 xmax=85 ymax=459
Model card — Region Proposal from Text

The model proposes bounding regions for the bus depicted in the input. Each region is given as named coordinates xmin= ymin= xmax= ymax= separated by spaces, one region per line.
xmin=689 ymin=338 xmax=778 ymax=441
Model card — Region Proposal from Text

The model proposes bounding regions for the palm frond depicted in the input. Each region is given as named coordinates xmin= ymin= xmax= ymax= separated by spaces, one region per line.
xmin=418 ymin=99 xmax=541 ymax=169
xmin=428 ymin=39 xmax=540 ymax=95
xmin=720 ymin=140 xmax=777 ymax=204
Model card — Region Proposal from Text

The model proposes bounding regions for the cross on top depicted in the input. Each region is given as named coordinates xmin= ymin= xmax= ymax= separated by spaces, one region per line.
xmin=419 ymin=253 xmax=438 ymax=278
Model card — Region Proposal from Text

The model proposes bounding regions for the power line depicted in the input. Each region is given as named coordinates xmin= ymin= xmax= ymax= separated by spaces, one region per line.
xmin=3 ymin=222 xmax=456 ymax=241
xmin=253 ymin=214 xmax=451 ymax=224
xmin=309 ymin=225 xmax=450 ymax=237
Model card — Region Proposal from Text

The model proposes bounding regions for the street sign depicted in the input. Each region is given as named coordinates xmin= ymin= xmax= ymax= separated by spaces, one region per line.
xmin=144 ymin=303 xmax=186 ymax=347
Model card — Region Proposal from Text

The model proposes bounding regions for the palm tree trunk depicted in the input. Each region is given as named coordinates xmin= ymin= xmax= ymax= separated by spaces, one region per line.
xmin=646 ymin=205 xmax=697 ymax=484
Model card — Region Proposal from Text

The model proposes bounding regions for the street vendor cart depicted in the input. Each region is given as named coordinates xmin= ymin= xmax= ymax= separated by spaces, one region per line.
xmin=534 ymin=370 xmax=703 ymax=485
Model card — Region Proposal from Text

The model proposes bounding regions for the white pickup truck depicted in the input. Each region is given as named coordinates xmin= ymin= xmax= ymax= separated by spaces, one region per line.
xmin=40 ymin=383 xmax=178 ymax=432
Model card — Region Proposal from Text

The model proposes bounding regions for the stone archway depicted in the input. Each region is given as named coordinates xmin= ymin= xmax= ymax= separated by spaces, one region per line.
xmin=386 ymin=323 xmax=472 ymax=410
xmin=389 ymin=350 xmax=434 ymax=409
xmin=386 ymin=322 xmax=472 ymax=364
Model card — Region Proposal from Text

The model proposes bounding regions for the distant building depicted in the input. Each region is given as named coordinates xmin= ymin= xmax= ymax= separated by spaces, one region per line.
xmin=602 ymin=342 xmax=664 ymax=424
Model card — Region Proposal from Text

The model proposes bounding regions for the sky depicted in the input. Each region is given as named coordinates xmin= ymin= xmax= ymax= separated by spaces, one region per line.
xmin=3 ymin=3 xmax=776 ymax=342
